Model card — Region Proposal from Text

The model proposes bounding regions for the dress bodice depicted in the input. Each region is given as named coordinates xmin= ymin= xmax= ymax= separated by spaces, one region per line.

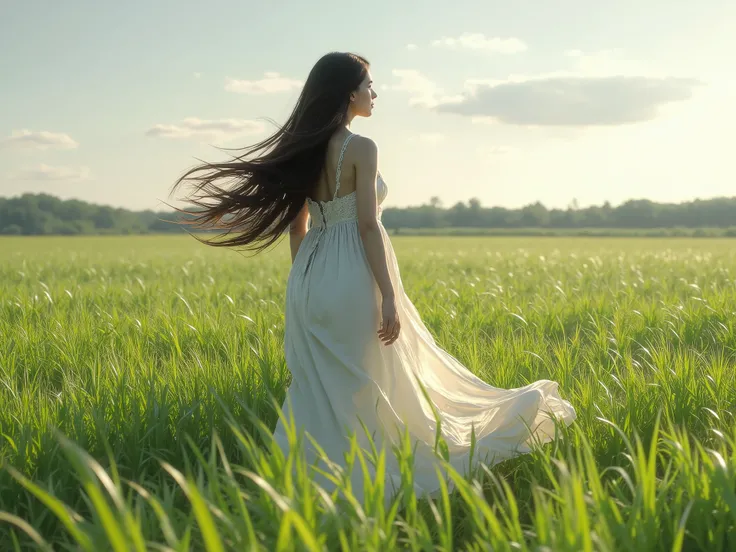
xmin=307 ymin=133 xmax=388 ymax=228
xmin=307 ymin=173 xmax=388 ymax=228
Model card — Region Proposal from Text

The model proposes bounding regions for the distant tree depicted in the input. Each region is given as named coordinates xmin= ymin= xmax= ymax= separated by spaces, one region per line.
xmin=1 ymin=224 xmax=22 ymax=235
xmin=3 ymin=193 xmax=736 ymax=236
xmin=520 ymin=202 xmax=550 ymax=227
xmin=446 ymin=201 xmax=469 ymax=227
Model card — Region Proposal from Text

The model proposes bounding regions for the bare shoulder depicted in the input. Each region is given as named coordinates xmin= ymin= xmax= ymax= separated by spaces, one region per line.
xmin=350 ymin=135 xmax=378 ymax=162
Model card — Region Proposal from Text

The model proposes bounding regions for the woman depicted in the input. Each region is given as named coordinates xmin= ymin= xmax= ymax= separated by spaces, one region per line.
xmin=172 ymin=52 xmax=576 ymax=504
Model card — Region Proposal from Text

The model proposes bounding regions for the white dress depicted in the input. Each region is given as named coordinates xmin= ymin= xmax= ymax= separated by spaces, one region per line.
xmin=273 ymin=133 xmax=576 ymax=503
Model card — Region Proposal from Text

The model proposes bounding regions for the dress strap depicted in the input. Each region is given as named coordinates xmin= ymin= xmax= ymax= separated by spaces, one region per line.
xmin=334 ymin=133 xmax=356 ymax=200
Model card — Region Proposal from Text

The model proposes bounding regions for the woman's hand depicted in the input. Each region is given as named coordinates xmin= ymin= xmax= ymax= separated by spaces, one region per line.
xmin=378 ymin=295 xmax=400 ymax=345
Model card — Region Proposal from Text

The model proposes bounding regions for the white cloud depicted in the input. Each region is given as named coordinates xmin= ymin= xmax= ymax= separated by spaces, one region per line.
xmin=225 ymin=72 xmax=303 ymax=94
xmin=406 ymin=43 xmax=418 ymax=51
xmin=11 ymin=164 xmax=91 ymax=181
xmin=389 ymin=69 xmax=463 ymax=108
xmin=390 ymin=49 xmax=701 ymax=127
xmin=193 ymin=72 xmax=202 ymax=79
xmin=431 ymin=33 xmax=527 ymax=54
xmin=436 ymin=76 xmax=701 ymax=126
xmin=463 ymin=49 xmax=650 ymax=86
xmin=458 ymin=49 xmax=668 ymax=99
xmin=146 ymin=118 xmax=266 ymax=139
xmin=1 ymin=130 xmax=78 ymax=150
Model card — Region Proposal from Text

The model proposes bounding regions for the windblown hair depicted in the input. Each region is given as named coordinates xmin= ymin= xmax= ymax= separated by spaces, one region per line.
xmin=169 ymin=52 xmax=369 ymax=251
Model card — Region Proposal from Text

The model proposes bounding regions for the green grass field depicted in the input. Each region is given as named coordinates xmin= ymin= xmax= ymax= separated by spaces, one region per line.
xmin=1 ymin=235 xmax=735 ymax=551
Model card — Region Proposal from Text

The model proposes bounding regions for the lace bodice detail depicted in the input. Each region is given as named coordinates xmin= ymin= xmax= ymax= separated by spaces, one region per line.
xmin=307 ymin=134 xmax=388 ymax=228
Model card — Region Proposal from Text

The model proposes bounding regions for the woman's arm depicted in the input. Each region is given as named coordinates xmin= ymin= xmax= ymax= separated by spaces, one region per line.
xmin=289 ymin=200 xmax=309 ymax=263
xmin=353 ymin=136 xmax=400 ymax=344
xmin=353 ymin=137 xmax=393 ymax=299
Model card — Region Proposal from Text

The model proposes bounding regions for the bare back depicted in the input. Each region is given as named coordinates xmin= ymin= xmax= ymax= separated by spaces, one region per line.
xmin=310 ymin=131 xmax=358 ymax=203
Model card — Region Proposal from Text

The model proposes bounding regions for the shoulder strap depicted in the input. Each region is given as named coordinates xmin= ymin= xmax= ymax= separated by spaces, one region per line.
xmin=334 ymin=133 xmax=357 ymax=199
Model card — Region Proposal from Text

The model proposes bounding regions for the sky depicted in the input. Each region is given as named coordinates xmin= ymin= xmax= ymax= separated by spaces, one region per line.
xmin=1 ymin=0 xmax=734 ymax=212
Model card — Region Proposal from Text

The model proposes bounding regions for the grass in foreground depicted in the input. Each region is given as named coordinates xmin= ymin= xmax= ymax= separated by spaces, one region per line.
xmin=0 ymin=235 xmax=735 ymax=550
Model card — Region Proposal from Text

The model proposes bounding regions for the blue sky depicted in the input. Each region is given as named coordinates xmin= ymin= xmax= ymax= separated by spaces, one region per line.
xmin=1 ymin=0 xmax=734 ymax=211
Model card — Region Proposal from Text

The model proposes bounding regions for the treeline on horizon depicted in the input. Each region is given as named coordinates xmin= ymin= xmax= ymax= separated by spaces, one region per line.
xmin=2 ymin=193 xmax=736 ymax=237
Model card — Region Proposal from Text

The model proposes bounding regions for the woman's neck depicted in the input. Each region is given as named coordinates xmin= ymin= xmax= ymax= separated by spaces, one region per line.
xmin=345 ymin=110 xmax=356 ymax=128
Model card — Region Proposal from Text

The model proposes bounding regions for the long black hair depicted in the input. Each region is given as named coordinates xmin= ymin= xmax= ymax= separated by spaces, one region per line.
xmin=169 ymin=52 xmax=369 ymax=251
